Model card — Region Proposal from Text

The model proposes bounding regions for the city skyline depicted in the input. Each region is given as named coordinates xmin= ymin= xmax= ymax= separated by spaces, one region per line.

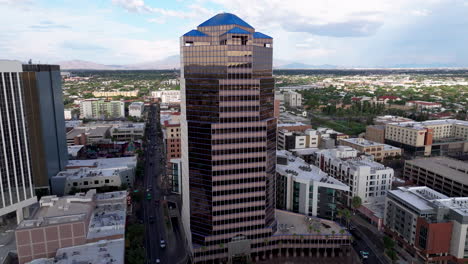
xmin=1 ymin=0 xmax=468 ymax=67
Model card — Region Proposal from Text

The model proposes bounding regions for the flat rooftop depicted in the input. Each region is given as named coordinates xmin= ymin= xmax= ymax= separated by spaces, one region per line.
xmin=54 ymin=167 xmax=122 ymax=180
xmin=388 ymin=119 xmax=468 ymax=130
xmin=277 ymin=122 xmax=310 ymax=127
xmin=17 ymin=190 xmax=127 ymax=234
xmin=66 ymin=156 xmax=137 ymax=169
xmin=341 ymin=138 xmax=400 ymax=151
xmin=277 ymin=150 xmax=348 ymax=190
xmin=67 ymin=126 xmax=111 ymax=139
xmin=27 ymin=238 xmax=124 ymax=264
xmin=406 ymin=157 xmax=468 ymax=184
xmin=68 ymin=145 xmax=84 ymax=157
xmin=275 ymin=210 xmax=348 ymax=236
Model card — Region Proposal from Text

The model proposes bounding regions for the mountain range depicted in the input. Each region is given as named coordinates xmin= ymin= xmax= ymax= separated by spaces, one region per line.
xmin=56 ymin=56 xmax=467 ymax=70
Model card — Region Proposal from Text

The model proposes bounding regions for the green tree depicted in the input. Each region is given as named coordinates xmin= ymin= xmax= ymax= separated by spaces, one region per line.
xmin=351 ymin=196 xmax=362 ymax=213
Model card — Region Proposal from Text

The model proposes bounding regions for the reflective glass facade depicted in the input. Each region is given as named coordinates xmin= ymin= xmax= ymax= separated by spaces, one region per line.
xmin=181 ymin=14 xmax=276 ymax=246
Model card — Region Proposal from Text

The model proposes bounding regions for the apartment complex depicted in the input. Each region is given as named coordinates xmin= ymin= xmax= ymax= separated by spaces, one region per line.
xmin=152 ymin=90 xmax=181 ymax=103
xmin=278 ymin=129 xmax=319 ymax=150
xmin=15 ymin=189 xmax=127 ymax=264
xmin=385 ymin=186 xmax=468 ymax=263
xmin=79 ymin=99 xmax=125 ymax=119
xmin=283 ymin=90 xmax=302 ymax=108
xmin=311 ymin=147 xmax=394 ymax=206
xmin=180 ymin=13 xmax=351 ymax=263
xmin=385 ymin=119 xmax=468 ymax=156
xmin=403 ymin=157 xmax=468 ymax=197
xmin=276 ymin=150 xmax=349 ymax=220
xmin=22 ymin=64 xmax=68 ymax=190
xmin=92 ymin=90 xmax=138 ymax=97
xmin=128 ymin=101 xmax=144 ymax=118
xmin=0 ymin=61 xmax=37 ymax=222
xmin=339 ymin=137 xmax=402 ymax=162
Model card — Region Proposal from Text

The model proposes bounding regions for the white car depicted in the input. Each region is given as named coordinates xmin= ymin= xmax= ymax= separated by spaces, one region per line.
xmin=155 ymin=259 xmax=161 ymax=264
xmin=160 ymin=239 xmax=166 ymax=249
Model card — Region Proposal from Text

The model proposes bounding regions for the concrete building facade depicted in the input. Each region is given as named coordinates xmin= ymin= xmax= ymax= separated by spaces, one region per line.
xmin=276 ymin=151 xmax=349 ymax=220
xmin=0 ymin=61 xmax=37 ymax=223
xmin=152 ymin=90 xmax=181 ymax=103
xmin=385 ymin=119 xmax=468 ymax=156
xmin=283 ymin=91 xmax=302 ymax=108
xmin=385 ymin=186 xmax=468 ymax=263
xmin=128 ymin=102 xmax=144 ymax=118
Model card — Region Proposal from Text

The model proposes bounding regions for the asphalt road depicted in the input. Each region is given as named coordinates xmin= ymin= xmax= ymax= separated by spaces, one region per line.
xmin=142 ymin=103 xmax=188 ymax=264
xmin=143 ymin=103 xmax=168 ymax=264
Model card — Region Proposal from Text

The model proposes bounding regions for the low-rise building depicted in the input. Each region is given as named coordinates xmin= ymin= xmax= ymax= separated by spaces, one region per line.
xmin=110 ymin=122 xmax=145 ymax=141
xmin=339 ymin=137 xmax=402 ymax=162
xmin=152 ymin=90 xmax=181 ymax=103
xmin=373 ymin=115 xmax=413 ymax=125
xmin=406 ymin=100 xmax=442 ymax=110
xmin=385 ymin=119 xmax=468 ymax=156
xmin=128 ymin=102 xmax=144 ymax=118
xmin=276 ymin=151 xmax=349 ymax=220
xmin=67 ymin=145 xmax=86 ymax=159
xmin=385 ymin=186 xmax=468 ymax=263
xmin=278 ymin=129 xmax=319 ymax=150
xmin=403 ymin=157 xmax=468 ymax=197
xmin=66 ymin=126 xmax=111 ymax=145
xmin=15 ymin=190 xmax=127 ymax=264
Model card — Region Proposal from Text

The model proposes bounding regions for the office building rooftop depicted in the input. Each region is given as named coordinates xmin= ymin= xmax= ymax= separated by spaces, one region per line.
xmin=66 ymin=156 xmax=137 ymax=169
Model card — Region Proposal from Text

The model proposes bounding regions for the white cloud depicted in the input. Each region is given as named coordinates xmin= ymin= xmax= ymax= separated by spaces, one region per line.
xmin=411 ymin=9 xmax=431 ymax=16
xmin=0 ymin=2 xmax=178 ymax=64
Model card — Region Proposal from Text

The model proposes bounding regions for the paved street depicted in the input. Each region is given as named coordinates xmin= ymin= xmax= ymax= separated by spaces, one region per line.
xmin=142 ymin=103 xmax=188 ymax=264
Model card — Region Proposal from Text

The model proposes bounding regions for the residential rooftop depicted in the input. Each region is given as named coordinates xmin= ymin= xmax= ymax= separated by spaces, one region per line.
xmin=27 ymin=238 xmax=124 ymax=264
xmin=406 ymin=157 xmax=468 ymax=184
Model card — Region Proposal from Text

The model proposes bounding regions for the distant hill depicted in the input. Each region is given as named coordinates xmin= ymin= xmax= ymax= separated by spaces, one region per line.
xmin=56 ymin=57 xmax=466 ymax=70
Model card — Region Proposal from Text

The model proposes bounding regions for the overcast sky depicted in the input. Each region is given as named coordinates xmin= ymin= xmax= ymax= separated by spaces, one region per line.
xmin=1 ymin=0 xmax=467 ymax=67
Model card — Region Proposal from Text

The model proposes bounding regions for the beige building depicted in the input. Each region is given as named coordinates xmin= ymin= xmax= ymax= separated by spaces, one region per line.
xmin=365 ymin=125 xmax=386 ymax=143
xmin=403 ymin=157 xmax=468 ymax=197
xmin=339 ymin=138 xmax=402 ymax=162
xmin=92 ymin=90 xmax=139 ymax=97
xmin=15 ymin=190 xmax=126 ymax=264
xmin=385 ymin=119 xmax=468 ymax=156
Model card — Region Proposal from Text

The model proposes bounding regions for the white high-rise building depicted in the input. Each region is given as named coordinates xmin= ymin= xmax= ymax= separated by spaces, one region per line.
xmin=0 ymin=60 xmax=37 ymax=223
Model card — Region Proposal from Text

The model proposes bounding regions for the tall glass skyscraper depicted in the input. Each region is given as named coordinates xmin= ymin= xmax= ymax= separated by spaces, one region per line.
xmin=180 ymin=13 xmax=276 ymax=261
xmin=22 ymin=64 xmax=68 ymax=191
xmin=0 ymin=61 xmax=37 ymax=222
